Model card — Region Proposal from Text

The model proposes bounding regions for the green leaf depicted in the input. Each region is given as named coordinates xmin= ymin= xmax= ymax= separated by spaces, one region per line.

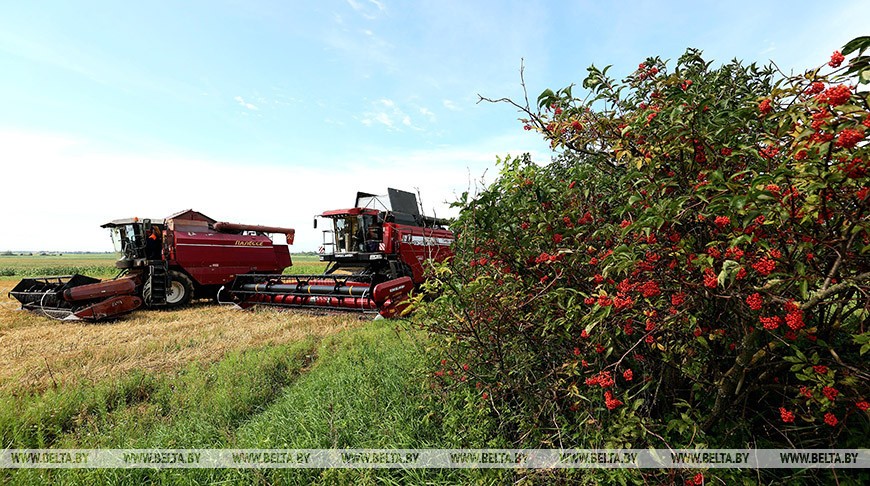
xmin=718 ymin=260 xmax=741 ymax=286
xmin=794 ymin=347 xmax=807 ymax=361
xmin=842 ymin=36 xmax=870 ymax=56
xmin=537 ymin=89 xmax=556 ymax=109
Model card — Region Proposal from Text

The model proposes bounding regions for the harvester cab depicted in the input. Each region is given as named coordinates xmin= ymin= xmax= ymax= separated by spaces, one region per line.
xmin=319 ymin=209 xmax=386 ymax=268
xmin=317 ymin=188 xmax=448 ymax=278
xmin=227 ymin=188 xmax=454 ymax=318
xmin=105 ymin=218 xmax=164 ymax=269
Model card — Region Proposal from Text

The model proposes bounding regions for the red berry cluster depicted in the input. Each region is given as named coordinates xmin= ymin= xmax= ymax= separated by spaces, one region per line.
xmin=817 ymin=84 xmax=852 ymax=106
xmin=760 ymin=315 xmax=782 ymax=330
xmin=603 ymin=390 xmax=623 ymax=410
xmin=585 ymin=370 xmax=615 ymax=388
xmin=752 ymin=258 xmax=776 ymax=276
xmin=703 ymin=268 xmax=718 ymax=288
xmin=836 ymin=128 xmax=865 ymax=149
xmin=829 ymin=50 xmax=845 ymax=68
xmin=784 ymin=305 xmax=805 ymax=331
xmin=746 ymin=293 xmax=763 ymax=311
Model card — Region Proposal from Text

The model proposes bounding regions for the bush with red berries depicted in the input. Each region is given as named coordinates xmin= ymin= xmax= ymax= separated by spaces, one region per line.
xmin=418 ymin=38 xmax=870 ymax=467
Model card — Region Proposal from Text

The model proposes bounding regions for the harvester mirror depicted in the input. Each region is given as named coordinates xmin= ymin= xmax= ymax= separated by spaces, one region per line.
xmin=313 ymin=219 xmax=317 ymax=229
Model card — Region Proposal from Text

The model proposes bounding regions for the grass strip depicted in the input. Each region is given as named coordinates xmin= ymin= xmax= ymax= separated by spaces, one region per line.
xmin=3 ymin=322 xmax=510 ymax=485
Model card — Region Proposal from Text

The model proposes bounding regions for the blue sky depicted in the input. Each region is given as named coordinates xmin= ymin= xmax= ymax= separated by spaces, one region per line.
xmin=1 ymin=0 xmax=867 ymax=251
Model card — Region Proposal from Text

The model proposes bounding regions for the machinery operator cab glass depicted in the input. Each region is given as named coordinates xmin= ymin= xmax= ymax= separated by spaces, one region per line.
xmin=109 ymin=224 xmax=147 ymax=259
xmin=333 ymin=217 xmax=349 ymax=252
xmin=109 ymin=227 xmax=124 ymax=254
xmin=364 ymin=216 xmax=382 ymax=252
xmin=332 ymin=214 xmax=381 ymax=253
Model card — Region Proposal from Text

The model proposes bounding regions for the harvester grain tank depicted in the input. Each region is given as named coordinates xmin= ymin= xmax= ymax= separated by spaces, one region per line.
xmin=226 ymin=188 xmax=453 ymax=318
xmin=9 ymin=209 xmax=295 ymax=321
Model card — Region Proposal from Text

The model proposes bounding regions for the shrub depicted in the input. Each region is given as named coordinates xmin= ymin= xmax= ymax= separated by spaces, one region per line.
xmin=419 ymin=37 xmax=870 ymax=463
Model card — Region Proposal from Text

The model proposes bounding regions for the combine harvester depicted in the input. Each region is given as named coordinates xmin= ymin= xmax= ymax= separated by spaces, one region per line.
xmin=225 ymin=188 xmax=453 ymax=318
xmin=9 ymin=210 xmax=295 ymax=321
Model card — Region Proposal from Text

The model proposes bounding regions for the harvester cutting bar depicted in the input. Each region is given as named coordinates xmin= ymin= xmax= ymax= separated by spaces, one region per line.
xmin=227 ymin=273 xmax=415 ymax=317
xmin=228 ymin=274 xmax=376 ymax=312
xmin=8 ymin=274 xmax=143 ymax=321
xmin=238 ymin=280 xmax=370 ymax=297
xmin=9 ymin=274 xmax=101 ymax=308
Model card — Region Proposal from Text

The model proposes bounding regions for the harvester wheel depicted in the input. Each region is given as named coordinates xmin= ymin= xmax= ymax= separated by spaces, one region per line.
xmin=165 ymin=271 xmax=194 ymax=307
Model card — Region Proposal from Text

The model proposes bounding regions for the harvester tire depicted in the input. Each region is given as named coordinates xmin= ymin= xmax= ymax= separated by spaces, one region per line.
xmin=165 ymin=271 xmax=194 ymax=307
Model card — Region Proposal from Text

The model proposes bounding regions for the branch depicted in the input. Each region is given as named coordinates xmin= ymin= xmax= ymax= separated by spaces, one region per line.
xmin=703 ymin=329 xmax=763 ymax=432
xmin=821 ymin=227 xmax=858 ymax=292
xmin=802 ymin=272 xmax=870 ymax=311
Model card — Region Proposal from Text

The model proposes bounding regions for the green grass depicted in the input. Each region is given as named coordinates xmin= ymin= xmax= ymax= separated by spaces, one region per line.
xmin=0 ymin=339 xmax=316 ymax=448
xmin=0 ymin=321 xmax=510 ymax=485
xmin=285 ymin=254 xmax=328 ymax=275
xmin=0 ymin=253 xmax=120 ymax=278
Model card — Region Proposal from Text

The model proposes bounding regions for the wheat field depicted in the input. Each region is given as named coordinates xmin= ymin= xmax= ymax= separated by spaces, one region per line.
xmin=0 ymin=278 xmax=362 ymax=394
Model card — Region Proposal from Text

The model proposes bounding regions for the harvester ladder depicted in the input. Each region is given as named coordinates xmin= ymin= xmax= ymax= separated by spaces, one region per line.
xmin=321 ymin=229 xmax=335 ymax=255
xmin=146 ymin=262 xmax=170 ymax=306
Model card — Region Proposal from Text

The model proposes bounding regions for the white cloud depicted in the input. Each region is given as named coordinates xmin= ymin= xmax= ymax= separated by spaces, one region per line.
xmin=360 ymin=98 xmax=422 ymax=131
xmin=442 ymin=99 xmax=460 ymax=111
xmin=0 ymin=129 xmax=552 ymax=252
xmin=372 ymin=112 xmax=393 ymax=128
xmin=234 ymin=95 xmax=258 ymax=111
xmin=346 ymin=0 xmax=386 ymax=20
xmin=322 ymin=24 xmax=395 ymax=71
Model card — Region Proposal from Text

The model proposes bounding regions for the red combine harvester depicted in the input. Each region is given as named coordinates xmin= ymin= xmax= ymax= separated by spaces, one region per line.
xmin=9 ymin=210 xmax=294 ymax=321
xmin=226 ymin=189 xmax=453 ymax=318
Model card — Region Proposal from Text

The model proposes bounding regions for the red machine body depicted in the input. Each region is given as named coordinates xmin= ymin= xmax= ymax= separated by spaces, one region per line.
xmin=9 ymin=210 xmax=294 ymax=321
xmin=159 ymin=212 xmax=292 ymax=287
xmin=228 ymin=189 xmax=453 ymax=318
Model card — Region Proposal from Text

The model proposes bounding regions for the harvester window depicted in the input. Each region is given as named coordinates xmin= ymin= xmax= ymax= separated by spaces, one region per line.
xmin=350 ymin=217 xmax=363 ymax=252
xmin=334 ymin=218 xmax=352 ymax=253
xmin=109 ymin=228 xmax=124 ymax=253
xmin=363 ymin=215 xmax=381 ymax=252
xmin=112 ymin=224 xmax=147 ymax=260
